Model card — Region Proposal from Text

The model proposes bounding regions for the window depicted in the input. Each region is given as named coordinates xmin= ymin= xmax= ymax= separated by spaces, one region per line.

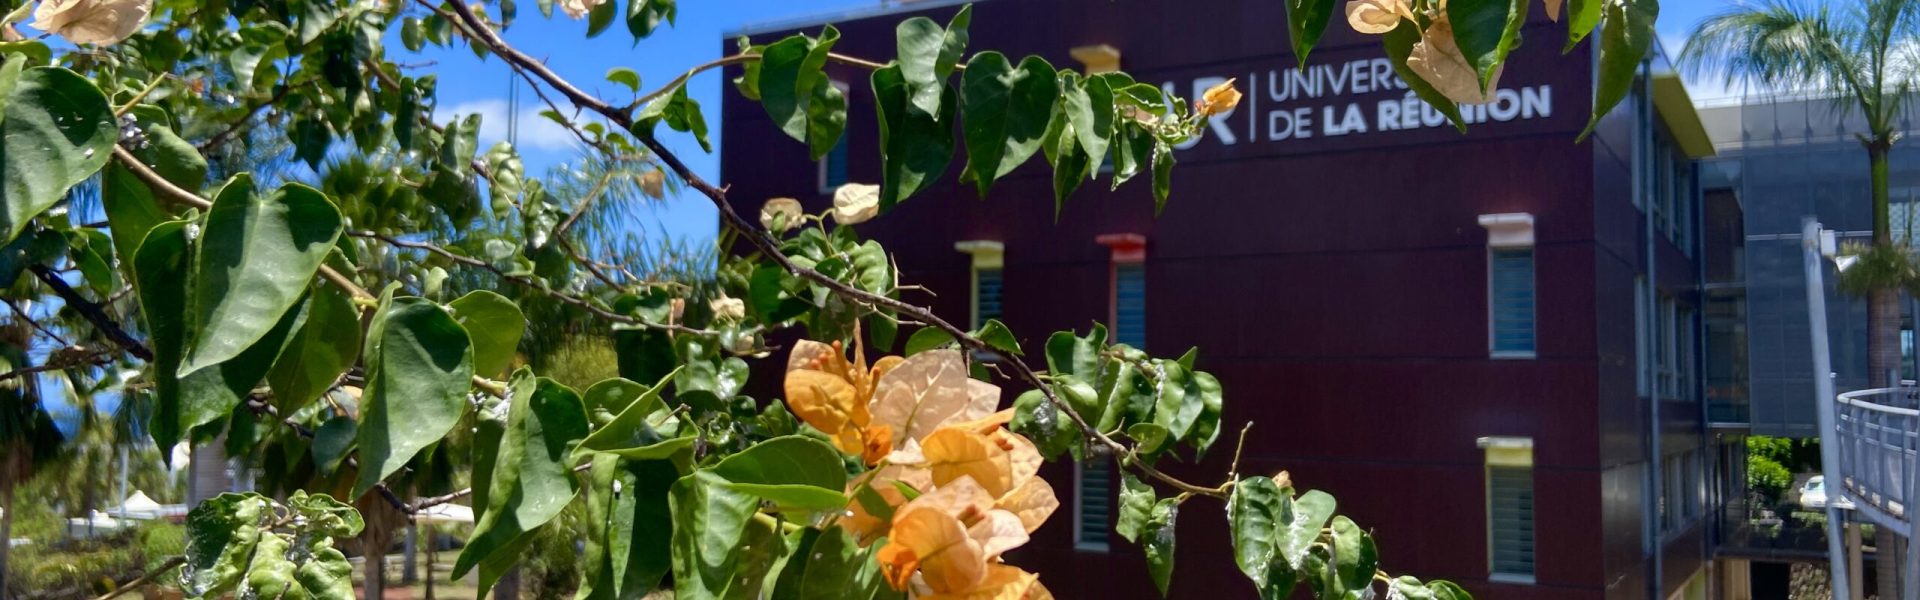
xmin=1489 ymin=248 xmax=1536 ymax=356
xmin=1114 ymin=263 xmax=1146 ymax=348
xmin=817 ymin=81 xmax=851 ymax=193
xmin=1479 ymin=214 xmax=1535 ymax=358
xmin=1479 ymin=436 xmax=1535 ymax=583
xmin=954 ymin=241 xmax=1005 ymax=330
xmin=1636 ymin=277 xmax=1649 ymax=396
xmin=1656 ymin=295 xmax=1677 ymax=398
xmin=1078 ymin=234 xmax=1146 ymax=551
xmin=1074 ymin=459 xmax=1112 ymax=550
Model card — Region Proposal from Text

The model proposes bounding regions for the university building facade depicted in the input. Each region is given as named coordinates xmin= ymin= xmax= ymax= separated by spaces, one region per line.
xmin=720 ymin=2 xmax=1737 ymax=598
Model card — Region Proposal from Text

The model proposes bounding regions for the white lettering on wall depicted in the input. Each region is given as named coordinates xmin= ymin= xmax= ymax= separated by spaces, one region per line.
xmin=1169 ymin=57 xmax=1555 ymax=152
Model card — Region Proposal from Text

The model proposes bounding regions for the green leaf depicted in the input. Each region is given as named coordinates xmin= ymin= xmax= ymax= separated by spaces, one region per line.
xmin=1331 ymin=515 xmax=1378 ymax=591
xmin=757 ymin=27 xmax=840 ymax=145
xmin=402 ymin=17 xmax=425 ymax=51
xmin=670 ymin=470 xmax=761 ymax=600
xmin=806 ymin=79 xmax=847 ymax=161
xmin=871 ymin=63 xmax=956 ymax=210
xmin=1565 ymin=0 xmax=1603 ymax=50
xmin=575 ymin=369 xmax=690 ymax=461
xmin=1116 ymin=472 xmax=1155 ymax=543
xmin=353 ymin=297 xmax=476 ymax=499
xmin=959 ymin=53 xmax=1060 ymax=197
xmin=1 ymin=67 xmax=115 ymax=245
xmin=895 ymin=5 xmax=969 ymax=119
xmin=100 ymin=164 xmax=172 ymax=272
xmin=1151 ymin=141 xmax=1175 ymax=214
xmin=309 ymin=416 xmax=356 ymax=476
xmin=582 ymin=376 xmax=666 ymax=426
xmin=1143 ymin=497 xmax=1179 ymax=596
xmin=1044 ymin=324 xmax=1107 ymax=379
xmin=1065 ymin=72 xmax=1115 ymax=168
xmin=707 ymin=435 xmax=848 ymax=509
xmin=124 ymin=105 xmax=207 ymax=191
xmin=180 ymin=177 xmax=343 ymax=377
xmin=183 ymin=493 xmax=271 ymax=598
xmin=1229 ymin=476 xmax=1294 ymax=600
xmin=1282 ymin=489 xmax=1337 ymax=566
xmin=1148 ymin=362 xmax=1203 ymax=441
xmin=607 ymin=66 xmax=642 ymax=92
xmin=1382 ymin=23 xmax=1466 ymax=133
xmin=586 ymin=0 xmax=617 ymax=37
xmin=1428 ymin=580 xmax=1472 ymax=600
xmin=1188 ymin=371 xmax=1225 ymax=455
xmin=1447 ymin=0 xmax=1529 ymax=90
xmin=454 ymin=372 xmax=591 ymax=594
xmin=974 ymin=318 xmax=1022 ymax=356
xmin=772 ymin=526 xmax=885 ymax=600
xmin=137 ymin=221 xmax=309 ymax=454
xmin=627 ymin=0 xmax=675 ymax=40
xmin=1283 ymin=0 xmax=1339 ymax=68
xmin=904 ymin=327 xmax=955 ymax=355
xmin=448 ymin=290 xmax=526 ymax=378
xmin=1127 ymin=422 xmax=1171 ymax=457
xmin=611 ymin=458 xmax=679 ymax=596
xmin=1011 ymin=388 xmax=1078 ymax=460
xmin=1046 ymin=98 xmax=1093 ymax=217
xmin=1110 ymin=120 xmax=1154 ymax=190
xmin=1579 ymin=0 xmax=1657 ymax=140
xmin=266 ymin=278 xmax=361 ymax=413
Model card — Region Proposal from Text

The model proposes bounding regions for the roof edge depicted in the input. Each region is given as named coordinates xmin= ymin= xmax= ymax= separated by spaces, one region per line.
xmin=726 ymin=0 xmax=976 ymax=39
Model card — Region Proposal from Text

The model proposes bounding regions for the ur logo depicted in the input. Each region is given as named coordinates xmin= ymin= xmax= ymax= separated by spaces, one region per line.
xmin=1163 ymin=76 xmax=1238 ymax=149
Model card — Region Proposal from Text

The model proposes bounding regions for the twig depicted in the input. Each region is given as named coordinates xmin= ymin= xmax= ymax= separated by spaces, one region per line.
xmin=0 ymin=349 xmax=118 ymax=382
xmin=5 ymin=298 xmax=68 ymax=345
xmin=29 ymin=265 xmax=153 ymax=362
xmin=114 ymin=74 xmax=169 ymax=118
xmin=433 ymin=0 xmax=1227 ymax=499
xmin=89 ymin=556 xmax=184 ymax=600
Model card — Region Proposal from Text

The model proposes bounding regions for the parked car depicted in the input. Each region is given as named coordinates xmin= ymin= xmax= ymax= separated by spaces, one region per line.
xmin=1800 ymin=476 xmax=1832 ymax=509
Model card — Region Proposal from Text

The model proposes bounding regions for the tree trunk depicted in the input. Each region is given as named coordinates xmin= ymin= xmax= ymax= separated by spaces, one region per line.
xmin=1 ymin=476 xmax=15 ymax=597
xmin=424 ymin=527 xmax=436 ymax=600
xmin=494 ymin=567 xmax=521 ymax=600
xmin=363 ymin=528 xmax=389 ymax=600
xmin=1865 ymin=138 xmax=1904 ymax=600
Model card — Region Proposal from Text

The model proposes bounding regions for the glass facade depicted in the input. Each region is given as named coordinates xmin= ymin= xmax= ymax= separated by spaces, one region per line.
xmin=1698 ymin=96 xmax=1920 ymax=436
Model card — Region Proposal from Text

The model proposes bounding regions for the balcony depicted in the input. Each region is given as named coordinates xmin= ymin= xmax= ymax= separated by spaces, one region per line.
xmin=1831 ymin=386 xmax=1920 ymax=538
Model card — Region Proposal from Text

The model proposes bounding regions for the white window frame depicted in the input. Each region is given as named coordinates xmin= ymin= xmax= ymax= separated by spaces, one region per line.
xmin=954 ymin=241 xmax=1005 ymax=330
xmin=1479 ymin=436 xmax=1536 ymax=584
xmin=1479 ymin=214 xmax=1536 ymax=359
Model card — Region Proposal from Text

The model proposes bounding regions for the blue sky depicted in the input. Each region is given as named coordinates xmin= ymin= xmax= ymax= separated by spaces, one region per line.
xmin=399 ymin=0 xmax=1736 ymax=244
xmin=392 ymin=0 xmax=877 ymax=246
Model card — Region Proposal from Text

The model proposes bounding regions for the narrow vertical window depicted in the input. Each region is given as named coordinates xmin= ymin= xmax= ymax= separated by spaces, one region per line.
xmin=1479 ymin=436 xmax=1536 ymax=583
xmin=1479 ymin=214 xmax=1536 ymax=358
xmin=1078 ymin=233 xmax=1146 ymax=552
xmin=1114 ymin=263 xmax=1147 ymax=348
xmin=1636 ymin=276 xmax=1649 ymax=396
xmin=1489 ymin=248 xmax=1536 ymax=356
xmin=1073 ymin=459 xmax=1112 ymax=550
xmin=954 ymin=241 xmax=1006 ymax=330
xmin=817 ymin=81 xmax=851 ymax=193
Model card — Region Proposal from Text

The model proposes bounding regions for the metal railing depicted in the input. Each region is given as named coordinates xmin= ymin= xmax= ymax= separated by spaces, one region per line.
xmin=1832 ymin=386 xmax=1920 ymax=533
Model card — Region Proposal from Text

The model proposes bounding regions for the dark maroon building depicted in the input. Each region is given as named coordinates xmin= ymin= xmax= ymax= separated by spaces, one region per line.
xmin=720 ymin=2 xmax=1738 ymax=598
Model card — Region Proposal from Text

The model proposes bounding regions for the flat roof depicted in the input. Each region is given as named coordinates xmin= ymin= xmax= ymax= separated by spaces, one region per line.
xmin=728 ymin=0 xmax=976 ymax=38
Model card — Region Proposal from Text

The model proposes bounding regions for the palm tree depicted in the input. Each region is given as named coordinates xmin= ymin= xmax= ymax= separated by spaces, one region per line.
xmin=1681 ymin=0 xmax=1920 ymax=595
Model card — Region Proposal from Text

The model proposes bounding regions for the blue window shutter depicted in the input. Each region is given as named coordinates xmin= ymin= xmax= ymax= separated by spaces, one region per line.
xmin=1488 ymin=466 xmax=1535 ymax=578
xmin=977 ymin=268 xmax=1004 ymax=325
xmin=1115 ymin=264 xmax=1146 ymax=349
xmin=820 ymin=136 xmax=849 ymax=191
xmin=1077 ymin=459 xmax=1112 ymax=549
xmin=1489 ymin=248 xmax=1535 ymax=355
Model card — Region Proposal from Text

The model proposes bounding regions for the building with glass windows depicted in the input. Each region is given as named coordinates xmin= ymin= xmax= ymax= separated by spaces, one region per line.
xmin=720 ymin=2 xmax=1737 ymax=598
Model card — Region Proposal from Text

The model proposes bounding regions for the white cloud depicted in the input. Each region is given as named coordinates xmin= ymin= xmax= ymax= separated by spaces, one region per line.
xmin=436 ymin=98 xmax=581 ymax=154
